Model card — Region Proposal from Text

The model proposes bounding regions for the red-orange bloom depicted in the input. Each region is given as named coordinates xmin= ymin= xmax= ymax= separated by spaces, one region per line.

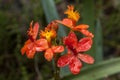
xmin=57 ymin=32 xmax=94 ymax=74
xmin=40 ymin=21 xmax=58 ymax=43
xmin=64 ymin=5 xmax=80 ymax=22
xmin=40 ymin=21 xmax=64 ymax=61
xmin=44 ymin=46 xmax=64 ymax=61
xmin=21 ymin=22 xmax=48 ymax=58
xmin=56 ymin=5 xmax=94 ymax=38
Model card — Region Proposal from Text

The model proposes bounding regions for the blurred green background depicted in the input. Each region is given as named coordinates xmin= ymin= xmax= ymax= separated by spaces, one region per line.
xmin=0 ymin=0 xmax=120 ymax=80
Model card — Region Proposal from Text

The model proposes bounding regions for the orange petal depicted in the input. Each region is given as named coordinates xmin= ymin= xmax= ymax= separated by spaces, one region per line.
xmin=46 ymin=21 xmax=58 ymax=31
xmin=56 ymin=18 xmax=75 ymax=28
xmin=73 ymin=24 xmax=89 ymax=30
xmin=21 ymin=45 xmax=27 ymax=55
xmin=57 ymin=54 xmax=73 ymax=67
xmin=69 ymin=56 xmax=82 ymax=74
xmin=24 ymin=40 xmax=32 ymax=45
xmin=63 ymin=31 xmax=78 ymax=47
xmin=77 ymin=37 xmax=92 ymax=52
xmin=40 ymin=30 xmax=46 ymax=38
xmin=80 ymin=29 xmax=94 ymax=38
xmin=51 ymin=46 xmax=64 ymax=53
xmin=35 ymin=39 xmax=49 ymax=51
xmin=33 ymin=22 xmax=39 ymax=39
xmin=28 ymin=22 xmax=39 ymax=40
xmin=78 ymin=53 xmax=94 ymax=64
xmin=26 ymin=47 xmax=36 ymax=59
xmin=21 ymin=40 xmax=32 ymax=55
xmin=44 ymin=48 xmax=53 ymax=61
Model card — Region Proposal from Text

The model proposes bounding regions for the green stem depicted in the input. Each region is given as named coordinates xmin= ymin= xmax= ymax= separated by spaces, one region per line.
xmin=54 ymin=54 xmax=60 ymax=80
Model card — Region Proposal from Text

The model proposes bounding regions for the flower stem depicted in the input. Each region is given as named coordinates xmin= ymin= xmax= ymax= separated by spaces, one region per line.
xmin=54 ymin=54 xmax=60 ymax=80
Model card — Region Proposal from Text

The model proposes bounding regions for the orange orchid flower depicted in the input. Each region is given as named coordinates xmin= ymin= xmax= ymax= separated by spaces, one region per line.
xmin=21 ymin=21 xmax=48 ymax=58
xmin=56 ymin=5 xmax=94 ymax=38
xmin=44 ymin=45 xmax=64 ymax=61
xmin=64 ymin=5 xmax=80 ymax=22
xmin=40 ymin=21 xmax=64 ymax=61
xmin=57 ymin=32 xmax=94 ymax=74
xmin=40 ymin=21 xmax=58 ymax=43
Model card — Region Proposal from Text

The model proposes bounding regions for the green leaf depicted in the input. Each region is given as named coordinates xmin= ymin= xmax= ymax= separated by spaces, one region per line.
xmin=41 ymin=0 xmax=59 ymax=22
xmin=94 ymin=0 xmax=103 ymax=62
xmin=81 ymin=0 xmax=96 ymax=59
xmin=95 ymin=19 xmax=103 ymax=62
xmin=61 ymin=58 xmax=120 ymax=80
xmin=40 ymin=0 xmax=66 ymax=37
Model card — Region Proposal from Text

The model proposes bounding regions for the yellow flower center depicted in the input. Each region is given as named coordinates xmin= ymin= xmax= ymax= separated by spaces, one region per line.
xmin=64 ymin=5 xmax=80 ymax=22
xmin=40 ymin=29 xmax=56 ymax=42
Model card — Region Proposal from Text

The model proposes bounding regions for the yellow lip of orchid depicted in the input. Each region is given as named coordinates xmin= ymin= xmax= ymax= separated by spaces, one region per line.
xmin=64 ymin=5 xmax=80 ymax=22
xmin=40 ymin=21 xmax=58 ymax=43
xmin=40 ymin=28 xmax=56 ymax=43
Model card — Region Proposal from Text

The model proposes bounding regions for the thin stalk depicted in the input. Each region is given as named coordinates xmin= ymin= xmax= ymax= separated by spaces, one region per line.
xmin=54 ymin=54 xmax=60 ymax=80
xmin=34 ymin=56 xmax=43 ymax=80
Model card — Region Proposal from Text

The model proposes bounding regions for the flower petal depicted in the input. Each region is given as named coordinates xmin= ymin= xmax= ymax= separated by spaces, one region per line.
xmin=80 ymin=29 xmax=94 ymax=38
xmin=73 ymin=24 xmax=89 ymax=30
xmin=64 ymin=31 xmax=78 ymax=47
xmin=57 ymin=54 xmax=73 ymax=67
xmin=35 ymin=39 xmax=49 ymax=51
xmin=51 ymin=46 xmax=64 ymax=53
xmin=47 ymin=21 xmax=58 ymax=31
xmin=44 ymin=48 xmax=53 ymax=61
xmin=24 ymin=40 xmax=32 ymax=45
xmin=69 ymin=57 xmax=82 ymax=74
xmin=21 ymin=46 xmax=27 ymax=55
xmin=56 ymin=18 xmax=75 ymax=28
xmin=78 ymin=53 xmax=94 ymax=64
xmin=64 ymin=5 xmax=80 ymax=22
xmin=77 ymin=37 xmax=92 ymax=52
xmin=21 ymin=40 xmax=32 ymax=55
xmin=26 ymin=47 xmax=36 ymax=59
xmin=33 ymin=22 xmax=39 ymax=39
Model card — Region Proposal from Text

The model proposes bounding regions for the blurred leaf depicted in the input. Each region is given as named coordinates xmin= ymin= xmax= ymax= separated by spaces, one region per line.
xmin=82 ymin=0 xmax=96 ymax=59
xmin=94 ymin=0 xmax=103 ymax=62
xmin=62 ymin=58 xmax=120 ymax=80
xmin=40 ymin=0 xmax=66 ymax=37
xmin=95 ymin=19 xmax=103 ymax=62
xmin=41 ymin=0 xmax=59 ymax=22
xmin=82 ymin=0 xmax=95 ymax=35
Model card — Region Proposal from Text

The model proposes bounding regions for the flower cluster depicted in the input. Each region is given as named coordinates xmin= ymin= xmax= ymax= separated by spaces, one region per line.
xmin=21 ymin=5 xmax=94 ymax=74
xmin=21 ymin=21 xmax=64 ymax=61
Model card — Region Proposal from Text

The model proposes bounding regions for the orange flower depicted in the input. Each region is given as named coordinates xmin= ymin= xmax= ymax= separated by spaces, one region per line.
xmin=56 ymin=5 xmax=94 ymax=38
xmin=44 ymin=46 xmax=64 ymax=61
xmin=40 ymin=29 xmax=56 ymax=43
xmin=64 ymin=5 xmax=80 ymax=22
xmin=21 ymin=21 xmax=49 ymax=58
xmin=40 ymin=21 xmax=64 ymax=61
xmin=57 ymin=32 xmax=94 ymax=74
xmin=40 ymin=21 xmax=58 ymax=43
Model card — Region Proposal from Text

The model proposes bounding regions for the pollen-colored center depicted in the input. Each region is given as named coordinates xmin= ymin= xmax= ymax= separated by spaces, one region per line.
xmin=40 ymin=30 xmax=56 ymax=43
